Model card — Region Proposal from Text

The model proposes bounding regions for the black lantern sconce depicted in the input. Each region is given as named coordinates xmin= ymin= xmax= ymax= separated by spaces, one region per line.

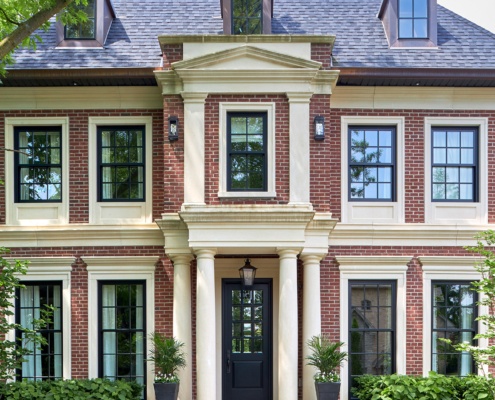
xmin=239 ymin=258 xmax=257 ymax=288
xmin=168 ymin=115 xmax=179 ymax=141
xmin=314 ymin=115 xmax=325 ymax=141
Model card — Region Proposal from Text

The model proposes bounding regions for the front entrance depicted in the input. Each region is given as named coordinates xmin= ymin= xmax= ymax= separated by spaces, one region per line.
xmin=222 ymin=279 xmax=273 ymax=400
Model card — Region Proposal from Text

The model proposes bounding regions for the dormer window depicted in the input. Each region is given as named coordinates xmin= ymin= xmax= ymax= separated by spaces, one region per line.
xmin=221 ymin=0 xmax=272 ymax=35
xmin=65 ymin=0 xmax=96 ymax=39
xmin=398 ymin=0 xmax=428 ymax=38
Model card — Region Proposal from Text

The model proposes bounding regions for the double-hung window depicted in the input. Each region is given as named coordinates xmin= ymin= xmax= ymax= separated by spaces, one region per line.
xmin=15 ymin=282 xmax=63 ymax=381
xmin=348 ymin=280 xmax=396 ymax=398
xmin=431 ymin=127 xmax=478 ymax=202
xmin=432 ymin=281 xmax=477 ymax=375
xmin=232 ymin=0 xmax=262 ymax=34
xmin=14 ymin=127 xmax=62 ymax=203
xmin=65 ymin=0 xmax=96 ymax=39
xmin=349 ymin=126 xmax=396 ymax=201
xmin=97 ymin=126 xmax=145 ymax=202
xmin=398 ymin=0 xmax=428 ymax=38
xmin=227 ymin=112 xmax=267 ymax=192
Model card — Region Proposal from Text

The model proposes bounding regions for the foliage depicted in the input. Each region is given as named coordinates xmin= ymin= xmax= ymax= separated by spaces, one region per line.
xmin=306 ymin=335 xmax=347 ymax=383
xmin=0 ymin=247 xmax=53 ymax=381
xmin=148 ymin=334 xmax=186 ymax=383
xmin=0 ymin=378 xmax=142 ymax=399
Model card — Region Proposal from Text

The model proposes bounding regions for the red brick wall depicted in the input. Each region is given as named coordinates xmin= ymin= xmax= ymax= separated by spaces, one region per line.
xmin=154 ymin=257 xmax=174 ymax=336
xmin=311 ymin=43 xmax=333 ymax=69
xmin=71 ymin=256 xmax=88 ymax=378
xmin=162 ymin=44 xmax=183 ymax=69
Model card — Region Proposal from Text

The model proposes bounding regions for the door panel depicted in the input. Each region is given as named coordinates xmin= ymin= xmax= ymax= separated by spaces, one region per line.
xmin=223 ymin=279 xmax=272 ymax=400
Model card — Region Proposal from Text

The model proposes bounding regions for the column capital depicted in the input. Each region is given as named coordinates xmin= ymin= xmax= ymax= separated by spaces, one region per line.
xmin=300 ymin=253 xmax=325 ymax=264
xmin=168 ymin=253 xmax=194 ymax=266
xmin=193 ymin=248 xmax=217 ymax=259
xmin=181 ymin=92 xmax=209 ymax=103
xmin=276 ymin=248 xmax=300 ymax=260
xmin=286 ymin=92 xmax=313 ymax=103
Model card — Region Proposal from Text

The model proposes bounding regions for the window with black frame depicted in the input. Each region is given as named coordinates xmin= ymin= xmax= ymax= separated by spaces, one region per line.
xmin=97 ymin=126 xmax=145 ymax=201
xmin=99 ymin=281 xmax=146 ymax=397
xmin=349 ymin=126 xmax=396 ymax=201
xmin=398 ymin=0 xmax=428 ymax=38
xmin=432 ymin=281 xmax=477 ymax=375
xmin=65 ymin=0 xmax=96 ymax=39
xmin=231 ymin=0 xmax=262 ymax=34
xmin=15 ymin=282 xmax=63 ymax=381
xmin=14 ymin=126 xmax=62 ymax=203
xmin=431 ymin=127 xmax=478 ymax=202
xmin=227 ymin=112 xmax=267 ymax=191
xmin=349 ymin=281 xmax=396 ymax=399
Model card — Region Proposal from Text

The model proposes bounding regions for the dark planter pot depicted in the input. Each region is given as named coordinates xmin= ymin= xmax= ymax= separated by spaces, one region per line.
xmin=154 ymin=382 xmax=179 ymax=400
xmin=315 ymin=381 xmax=341 ymax=400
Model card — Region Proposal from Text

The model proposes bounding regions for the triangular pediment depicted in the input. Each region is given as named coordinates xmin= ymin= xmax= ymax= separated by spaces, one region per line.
xmin=172 ymin=45 xmax=322 ymax=71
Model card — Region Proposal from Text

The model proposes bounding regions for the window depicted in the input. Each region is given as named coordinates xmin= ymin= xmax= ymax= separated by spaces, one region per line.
xmin=227 ymin=112 xmax=267 ymax=192
xmin=432 ymin=281 xmax=477 ymax=375
xmin=348 ymin=280 xmax=396 ymax=398
xmin=97 ymin=126 xmax=145 ymax=202
xmin=398 ymin=0 xmax=428 ymax=38
xmin=232 ymin=0 xmax=262 ymax=34
xmin=14 ymin=126 xmax=62 ymax=203
xmin=15 ymin=282 xmax=63 ymax=381
xmin=65 ymin=0 xmax=96 ymax=39
xmin=431 ymin=127 xmax=478 ymax=202
xmin=99 ymin=281 xmax=146 ymax=395
xmin=348 ymin=126 xmax=396 ymax=201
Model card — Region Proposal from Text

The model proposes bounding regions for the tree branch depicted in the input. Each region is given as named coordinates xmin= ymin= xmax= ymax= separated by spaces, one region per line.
xmin=0 ymin=6 xmax=20 ymax=26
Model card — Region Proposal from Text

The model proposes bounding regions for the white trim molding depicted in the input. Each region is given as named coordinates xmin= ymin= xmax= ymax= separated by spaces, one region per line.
xmin=218 ymin=103 xmax=276 ymax=198
xmin=86 ymin=257 xmax=156 ymax=400
xmin=341 ymin=116 xmax=405 ymax=224
xmin=424 ymin=117 xmax=488 ymax=225
xmin=4 ymin=117 xmax=70 ymax=226
xmin=88 ymin=117 xmax=153 ymax=224
xmin=338 ymin=256 xmax=410 ymax=400
xmin=420 ymin=256 xmax=488 ymax=376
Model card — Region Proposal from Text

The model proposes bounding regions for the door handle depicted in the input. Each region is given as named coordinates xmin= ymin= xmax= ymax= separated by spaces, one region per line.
xmin=226 ymin=350 xmax=231 ymax=374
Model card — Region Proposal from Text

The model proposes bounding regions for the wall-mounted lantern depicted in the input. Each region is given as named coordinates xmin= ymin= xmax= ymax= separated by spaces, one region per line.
xmin=168 ymin=116 xmax=179 ymax=141
xmin=239 ymin=258 xmax=257 ymax=288
xmin=314 ymin=115 xmax=325 ymax=141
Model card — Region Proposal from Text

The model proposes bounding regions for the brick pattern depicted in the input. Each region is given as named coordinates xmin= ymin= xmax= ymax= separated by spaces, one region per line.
xmin=162 ymin=44 xmax=183 ymax=69
xmin=311 ymin=43 xmax=333 ymax=69
xmin=71 ymin=256 xmax=89 ymax=378
xmin=204 ymin=94 xmax=290 ymax=205
xmin=406 ymin=257 xmax=423 ymax=375
xmin=154 ymin=257 xmax=174 ymax=336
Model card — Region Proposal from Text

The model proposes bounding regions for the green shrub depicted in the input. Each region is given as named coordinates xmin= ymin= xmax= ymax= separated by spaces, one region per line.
xmin=351 ymin=372 xmax=495 ymax=400
xmin=0 ymin=378 xmax=142 ymax=400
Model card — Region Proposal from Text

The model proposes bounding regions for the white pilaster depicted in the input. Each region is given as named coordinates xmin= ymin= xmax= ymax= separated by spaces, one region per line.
xmin=170 ymin=254 xmax=194 ymax=400
xmin=300 ymin=254 xmax=323 ymax=400
xmin=277 ymin=248 xmax=300 ymax=400
xmin=195 ymin=248 xmax=217 ymax=400
xmin=287 ymin=92 xmax=312 ymax=205
xmin=182 ymin=92 xmax=208 ymax=205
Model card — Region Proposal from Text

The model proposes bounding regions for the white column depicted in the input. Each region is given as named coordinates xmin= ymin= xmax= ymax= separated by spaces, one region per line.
xmin=195 ymin=248 xmax=217 ymax=400
xmin=170 ymin=254 xmax=194 ymax=400
xmin=300 ymin=254 xmax=323 ymax=400
xmin=287 ymin=92 xmax=312 ymax=205
xmin=182 ymin=92 xmax=208 ymax=205
xmin=278 ymin=248 xmax=300 ymax=400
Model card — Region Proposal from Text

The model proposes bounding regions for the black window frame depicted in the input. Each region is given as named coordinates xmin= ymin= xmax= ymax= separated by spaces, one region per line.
xmin=398 ymin=0 xmax=429 ymax=39
xmin=64 ymin=0 xmax=97 ymax=40
xmin=14 ymin=126 xmax=63 ymax=203
xmin=348 ymin=280 xmax=396 ymax=399
xmin=348 ymin=125 xmax=397 ymax=202
xmin=231 ymin=0 xmax=263 ymax=35
xmin=97 ymin=125 xmax=146 ymax=202
xmin=98 ymin=280 xmax=147 ymax=398
xmin=15 ymin=281 xmax=63 ymax=381
xmin=431 ymin=126 xmax=478 ymax=202
xmin=431 ymin=280 xmax=478 ymax=376
xmin=227 ymin=111 xmax=268 ymax=192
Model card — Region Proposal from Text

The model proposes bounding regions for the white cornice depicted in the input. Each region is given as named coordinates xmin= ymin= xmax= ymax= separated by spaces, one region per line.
xmin=4 ymin=257 xmax=74 ymax=272
xmin=85 ymin=256 xmax=159 ymax=271
xmin=337 ymin=256 xmax=411 ymax=271
xmin=158 ymin=34 xmax=335 ymax=46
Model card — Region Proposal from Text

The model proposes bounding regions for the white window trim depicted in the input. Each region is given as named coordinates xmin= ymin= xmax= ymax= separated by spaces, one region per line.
xmin=341 ymin=117 xmax=405 ymax=224
xmin=338 ymin=256 xmax=409 ymax=400
xmin=424 ymin=117 xmax=488 ymax=225
xmin=218 ymin=102 xmax=276 ymax=198
xmin=420 ymin=256 xmax=488 ymax=376
xmin=4 ymin=117 xmax=70 ymax=226
xmin=88 ymin=117 xmax=153 ymax=224
xmin=86 ymin=257 xmax=156 ymax=399
xmin=6 ymin=258 xmax=73 ymax=380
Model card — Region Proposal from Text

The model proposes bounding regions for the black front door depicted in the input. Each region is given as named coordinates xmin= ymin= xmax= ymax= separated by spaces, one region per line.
xmin=222 ymin=279 xmax=272 ymax=400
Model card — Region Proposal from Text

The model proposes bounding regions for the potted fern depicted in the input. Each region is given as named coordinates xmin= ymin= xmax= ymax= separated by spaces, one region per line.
xmin=148 ymin=333 xmax=186 ymax=400
xmin=306 ymin=335 xmax=347 ymax=400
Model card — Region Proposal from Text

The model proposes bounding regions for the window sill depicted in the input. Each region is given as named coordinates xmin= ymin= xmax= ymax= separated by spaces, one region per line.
xmin=218 ymin=190 xmax=276 ymax=199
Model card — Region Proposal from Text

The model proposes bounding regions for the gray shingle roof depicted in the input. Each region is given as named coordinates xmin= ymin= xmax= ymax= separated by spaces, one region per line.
xmin=9 ymin=0 xmax=495 ymax=70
